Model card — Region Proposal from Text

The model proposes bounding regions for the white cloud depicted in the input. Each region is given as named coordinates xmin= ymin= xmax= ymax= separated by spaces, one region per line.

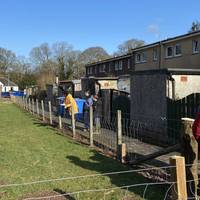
xmin=147 ymin=24 xmax=160 ymax=39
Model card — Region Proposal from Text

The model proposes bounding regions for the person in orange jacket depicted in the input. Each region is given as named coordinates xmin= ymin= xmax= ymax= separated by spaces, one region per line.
xmin=64 ymin=91 xmax=78 ymax=116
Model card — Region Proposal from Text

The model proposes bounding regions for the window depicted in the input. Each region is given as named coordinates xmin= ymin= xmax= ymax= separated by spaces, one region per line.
xmin=166 ymin=46 xmax=173 ymax=58
xmin=174 ymin=44 xmax=182 ymax=56
xmin=141 ymin=52 xmax=147 ymax=62
xmin=90 ymin=67 xmax=93 ymax=74
xmin=127 ymin=58 xmax=130 ymax=69
xmin=99 ymin=64 xmax=105 ymax=72
xmin=119 ymin=60 xmax=123 ymax=70
xmin=109 ymin=62 xmax=112 ymax=72
xmin=135 ymin=52 xmax=146 ymax=63
xmin=192 ymin=40 xmax=199 ymax=54
xmin=88 ymin=67 xmax=92 ymax=75
xmin=115 ymin=61 xmax=119 ymax=71
xmin=99 ymin=64 xmax=106 ymax=72
xmin=135 ymin=53 xmax=141 ymax=63
xmin=153 ymin=49 xmax=158 ymax=61
xmin=94 ymin=66 xmax=97 ymax=74
xmin=103 ymin=64 xmax=106 ymax=72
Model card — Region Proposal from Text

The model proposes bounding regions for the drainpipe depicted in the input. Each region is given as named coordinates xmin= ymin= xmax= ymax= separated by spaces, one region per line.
xmin=168 ymin=73 xmax=175 ymax=100
xmin=159 ymin=41 xmax=162 ymax=69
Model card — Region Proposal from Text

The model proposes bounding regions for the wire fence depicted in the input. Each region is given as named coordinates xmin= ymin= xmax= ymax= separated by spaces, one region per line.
xmin=14 ymin=96 xmax=182 ymax=165
xmin=1 ymin=161 xmax=200 ymax=200
xmin=3 ymin=96 xmax=199 ymax=199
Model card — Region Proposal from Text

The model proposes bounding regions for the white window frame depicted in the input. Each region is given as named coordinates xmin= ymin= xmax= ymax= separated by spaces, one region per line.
xmin=153 ymin=49 xmax=158 ymax=61
xmin=136 ymin=52 xmax=147 ymax=63
xmin=174 ymin=44 xmax=182 ymax=57
xmin=166 ymin=46 xmax=173 ymax=58
xmin=141 ymin=52 xmax=147 ymax=62
xmin=192 ymin=40 xmax=199 ymax=54
xmin=135 ymin=53 xmax=141 ymax=63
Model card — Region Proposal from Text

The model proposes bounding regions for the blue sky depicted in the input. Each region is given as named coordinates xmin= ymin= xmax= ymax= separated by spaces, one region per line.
xmin=0 ymin=0 xmax=200 ymax=57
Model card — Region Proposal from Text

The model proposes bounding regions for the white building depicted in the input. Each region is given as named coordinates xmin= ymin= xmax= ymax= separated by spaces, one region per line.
xmin=0 ymin=77 xmax=19 ymax=92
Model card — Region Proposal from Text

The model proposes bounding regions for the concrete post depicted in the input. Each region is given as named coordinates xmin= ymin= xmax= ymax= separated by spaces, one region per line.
xmin=181 ymin=117 xmax=198 ymax=199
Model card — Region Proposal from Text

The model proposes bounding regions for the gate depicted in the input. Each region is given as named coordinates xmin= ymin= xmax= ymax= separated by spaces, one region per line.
xmin=167 ymin=93 xmax=200 ymax=144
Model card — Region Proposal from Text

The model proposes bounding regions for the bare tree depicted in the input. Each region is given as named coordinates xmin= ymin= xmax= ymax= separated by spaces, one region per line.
xmin=189 ymin=21 xmax=200 ymax=32
xmin=114 ymin=39 xmax=145 ymax=56
xmin=30 ymin=43 xmax=52 ymax=65
xmin=52 ymin=42 xmax=73 ymax=80
xmin=0 ymin=47 xmax=17 ymax=74
xmin=79 ymin=47 xmax=110 ymax=64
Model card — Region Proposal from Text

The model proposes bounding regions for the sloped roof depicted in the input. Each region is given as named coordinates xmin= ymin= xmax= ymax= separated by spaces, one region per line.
xmin=0 ymin=77 xmax=18 ymax=86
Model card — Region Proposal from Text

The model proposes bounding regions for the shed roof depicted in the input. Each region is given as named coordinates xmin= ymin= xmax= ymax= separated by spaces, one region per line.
xmin=0 ymin=77 xmax=18 ymax=86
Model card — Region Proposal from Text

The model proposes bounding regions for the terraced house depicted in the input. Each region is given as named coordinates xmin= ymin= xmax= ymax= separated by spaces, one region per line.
xmin=86 ymin=30 xmax=200 ymax=75
xmin=85 ymin=31 xmax=200 ymax=145
xmin=133 ymin=30 xmax=200 ymax=71
xmin=85 ymin=30 xmax=200 ymax=94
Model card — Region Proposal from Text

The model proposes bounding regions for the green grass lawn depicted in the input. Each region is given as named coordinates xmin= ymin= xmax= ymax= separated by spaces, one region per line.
xmin=0 ymin=101 xmax=167 ymax=200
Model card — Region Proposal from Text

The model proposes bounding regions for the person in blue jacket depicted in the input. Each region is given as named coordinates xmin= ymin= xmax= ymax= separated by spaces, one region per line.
xmin=84 ymin=91 xmax=93 ymax=131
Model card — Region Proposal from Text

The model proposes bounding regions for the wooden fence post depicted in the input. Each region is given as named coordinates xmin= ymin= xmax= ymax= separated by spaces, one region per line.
xmin=117 ymin=110 xmax=126 ymax=163
xmin=48 ymin=101 xmax=52 ymax=125
xmin=89 ymin=106 xmax=94 ymax=147
xmin=170 ymin=155 xmax=187 ymax=200
xmin=71 ymin=106 xmax=76 ymax=139
xmin=24 ymin=96 xmax=27 ymax=110
xmin=117 ymin=110 xmax=122 ymax=145
xmin=181 ymin=117 xmax=198 ymax=199
xmin=41 ymin=100 xmax=45 ymax=121
xmin=28 ymin=98 xmax=31 ymax=112
xmin=22 ymin=96 xmax=25 ymax=109
xmin=32 ymin=99 xmax=35 ymax=114
xmin=59 ymin=115 xmax=62 ymax=129
xmin=36 ymin=99 xmax=39 ymax=116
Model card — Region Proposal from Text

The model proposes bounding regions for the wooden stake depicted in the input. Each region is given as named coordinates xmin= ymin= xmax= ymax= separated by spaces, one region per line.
xmin=59 ymin=116 xmax=62 ymax=129
xmin=71 ymin=106 xmax=76 ymax=139
xmin=48 ymin=101 xmax=52 ymax=125
xmin=32 ymin=99 xmax=35 ymax=114
xmin=117 ymin=110 xmax=122 ymax=145
xmin=41 ymin=100 xmax=45 ymax=121
xmin=36 ymin=99 xmax=39 ymax=115
xmin=170 ymin=155 xmax=187 ymax=200
xmin=89 ymin=106 xmax=93 ymax=147
xmin=28 ymin=98 xmax=31 ymax=112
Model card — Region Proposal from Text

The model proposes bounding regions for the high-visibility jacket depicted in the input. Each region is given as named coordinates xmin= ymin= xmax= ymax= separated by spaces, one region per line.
xmin=64 ymin=94 xmax=78 ymax=115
